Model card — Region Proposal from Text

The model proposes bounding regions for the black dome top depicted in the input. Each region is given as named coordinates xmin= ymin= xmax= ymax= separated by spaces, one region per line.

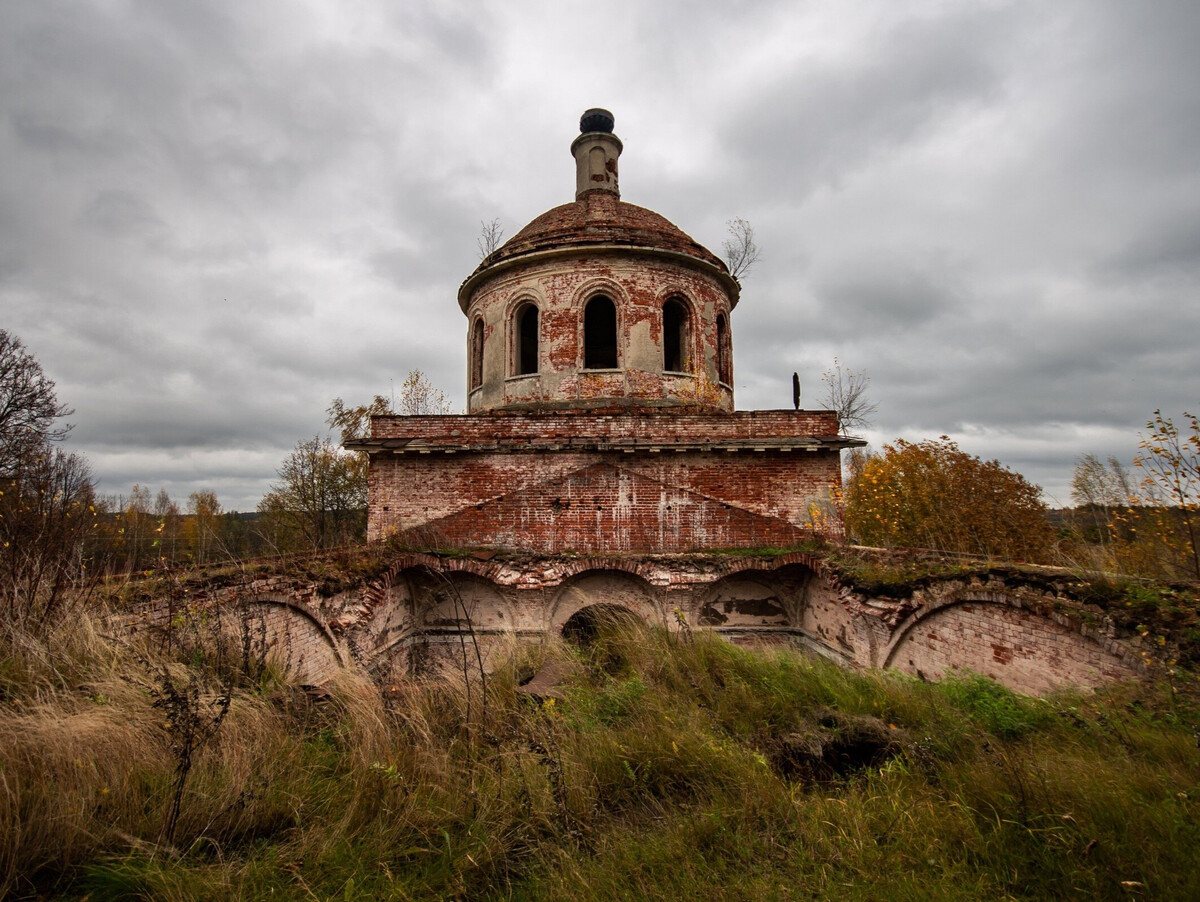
xmin=579 ymin=108 xmax=615 ymax=134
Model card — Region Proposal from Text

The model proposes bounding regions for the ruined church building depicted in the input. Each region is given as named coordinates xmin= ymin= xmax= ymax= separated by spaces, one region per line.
xmin=329 ymin=111 xmax=1143 ymax=693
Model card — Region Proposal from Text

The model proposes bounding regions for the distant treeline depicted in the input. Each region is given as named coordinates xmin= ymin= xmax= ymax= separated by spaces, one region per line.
xmin=85 ymin=486 xmax=366 ymax=573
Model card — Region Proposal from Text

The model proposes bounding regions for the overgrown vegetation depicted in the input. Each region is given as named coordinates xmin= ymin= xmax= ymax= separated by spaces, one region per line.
xmin=3 ymin=613 xmax=1198 ymax=901
xmin=1070 ymin=411 xmax=1200 ymax=582
xmin=844 ymin=436 xmax=1055 ymax=561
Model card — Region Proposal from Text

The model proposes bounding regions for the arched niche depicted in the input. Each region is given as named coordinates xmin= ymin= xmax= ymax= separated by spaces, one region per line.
xmin=883 ymin=597 xmax=1142 ymax=695
xmin=469 ymin=317 xmax=484 ymax=390
xmin=513 ymin=302 xmax=539 ymax=376
xmin=416 ymin=571 xmax=514 ymax=634
xmin=662 ymin=296 xmax=691 ymax=373
xmin=697 ymin=573 xmax=791 ymax=628
xmin=716 ymin=313 xmax=731 ymax=385
xmin=549 ymin=569 xmax=660 ymax=632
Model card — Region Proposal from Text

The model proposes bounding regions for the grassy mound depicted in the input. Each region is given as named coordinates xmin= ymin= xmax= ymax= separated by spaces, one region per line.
xmin=2 ymin=613 xmax=1199 ymax=900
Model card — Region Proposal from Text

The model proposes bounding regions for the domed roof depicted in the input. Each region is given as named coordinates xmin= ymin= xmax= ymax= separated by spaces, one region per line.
xmin=457 ymin=110 xmax=738 ymax=312
xmin=482 ymin=191 xmax=726 ymax=272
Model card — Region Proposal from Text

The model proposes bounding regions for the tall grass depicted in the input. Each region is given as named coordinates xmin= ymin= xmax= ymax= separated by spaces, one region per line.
xmin=2 ymin=613 xmax=1198 ymax=900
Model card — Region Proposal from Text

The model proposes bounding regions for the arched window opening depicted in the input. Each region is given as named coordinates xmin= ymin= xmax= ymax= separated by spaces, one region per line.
xmin=583 ymin=296 xmax=618 ymax=369
xmin=716 ymin=314 xmax=731 ymax=385
xmin=470 ymin=318 xmax=484 ymax=390
xmin=514 ymin=304 xmax=539 ymax=376
xmin=662 ymin=298 xmax=689 ymax=373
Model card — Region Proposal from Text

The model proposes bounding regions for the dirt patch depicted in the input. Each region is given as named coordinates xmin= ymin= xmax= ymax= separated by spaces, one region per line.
xmin=767 ymin=710 xmax=904 ymax=783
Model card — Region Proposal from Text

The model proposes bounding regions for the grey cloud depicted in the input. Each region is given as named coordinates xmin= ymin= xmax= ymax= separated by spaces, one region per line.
xmin=718 ymin=5 xmax=1018 ymax=201
xmin=1100 ymin=219 xmax=1200 ymax=282
xmin=810 ymin=257 xmax=964 ymax=336
xmin=3 ymin=0 xmax=1199 ymax=512
xmin=79 ymin=189 xmax=166 ymax=236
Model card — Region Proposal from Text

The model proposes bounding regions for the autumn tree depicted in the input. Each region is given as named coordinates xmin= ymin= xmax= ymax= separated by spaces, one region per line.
xmin=1134 ymin=410 xmax=1199 ymax=580
xmin=844 ymin=436 xmax=1054 ymax=561
xmin=478 ymin=218 xmax=504 ymax=258
xmin=257 ymin=436 xmax=366 ymax=551
xmin=0 ymin=449 xmax=98 ymax=632
xmin=187 ymin=490 xmax=223 ymax=565
xmin=118 ymin=483 xmax=155 ymax=571
xmin=1071 ymin=412 xmax=1200 ymax=581
xmin=154 ymin=488 xmax=183 ymax=566
xmin=394 ymin=370 xmax=453 ymax=416
xmin=0 ymin=329 xmax=72 ymax=477
xmin=327 ymin=371 xmax=452 ymax=445
xmin=0 ymin=330 xmax=96 ymax=632
xmin=1071 ymin=453 xmax=1135 ymax=512
xmin=326 ymin=394 xmax=393 ymax=443
xmin=1070 ymin=454 xmax=1136 ymax=553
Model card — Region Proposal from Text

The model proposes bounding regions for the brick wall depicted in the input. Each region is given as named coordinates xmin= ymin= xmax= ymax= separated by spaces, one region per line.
xmin=370 ymin=409 xmax=841 ymax=444
xmin=367 ymin=448 xmax=842 ymax=551
xmin=115 ymin=554 xmax=1154 ymax=696
xmin=884 ymin=599 xmax=1140 ymax=695
xmin=461 ymin=218 xmax=738 ymax=413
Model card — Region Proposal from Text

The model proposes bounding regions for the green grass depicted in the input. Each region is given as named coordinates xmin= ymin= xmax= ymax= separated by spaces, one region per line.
xmin=3 ymin=614 xmax=1199 ymax=900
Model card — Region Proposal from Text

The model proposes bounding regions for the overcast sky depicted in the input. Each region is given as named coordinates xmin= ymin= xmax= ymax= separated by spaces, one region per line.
xmin=3 ymin=0 xmax=1197 ymax=511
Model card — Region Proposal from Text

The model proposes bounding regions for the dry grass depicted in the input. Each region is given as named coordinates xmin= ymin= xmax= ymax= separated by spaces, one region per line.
xmin=1 ymin=612 xmax=1199 ymax=900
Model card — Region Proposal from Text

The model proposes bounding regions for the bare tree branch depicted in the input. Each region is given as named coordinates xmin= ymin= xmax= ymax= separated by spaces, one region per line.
xmin=820 ymin=357 xmax=878 ymax=435
xmin=0 ymin=330 xmax=72 ymax=477
xmin=477 ymin=218 xmax=504 ymax=259
xmin=721 ymin=217 xmax=761 ymax=282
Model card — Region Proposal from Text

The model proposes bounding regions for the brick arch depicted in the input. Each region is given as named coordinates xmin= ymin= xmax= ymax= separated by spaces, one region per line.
xmin=239 ymin=595 xmax=346 ymax=685
xmin=572 ymin=275 xmax=628 ymax=311
xmin=548 ymin=568 xmax=663 ymax=632
xmin=502 ymin=286 xmax=547 ymax=321
xmin=367 ymin=553 xmax=518 ymax=588
xmin=541 ymin=555 xmax=668 ymax=587
xmin=353 ymin=560 xmax=513 ymax=647
xmin=882 ymin=589 xmax=1144 ymax=695
xmin=714 ymin=552 xmax=829 ymax=581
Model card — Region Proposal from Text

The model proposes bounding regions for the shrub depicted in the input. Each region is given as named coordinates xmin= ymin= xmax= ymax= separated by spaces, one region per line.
xmin=845 ymin=436 xmax=1054 ymax=561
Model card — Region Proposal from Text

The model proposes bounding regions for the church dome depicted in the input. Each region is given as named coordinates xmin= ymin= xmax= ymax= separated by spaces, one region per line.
xmin=480 ymin=192 xmax=726 ymax=273
xmin=459 ymin=110 xmax=740 ymax=415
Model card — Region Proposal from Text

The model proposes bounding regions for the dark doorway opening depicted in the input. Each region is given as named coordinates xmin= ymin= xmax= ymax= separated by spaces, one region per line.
xmin=561 ymin=603 xmax=639 ymax=644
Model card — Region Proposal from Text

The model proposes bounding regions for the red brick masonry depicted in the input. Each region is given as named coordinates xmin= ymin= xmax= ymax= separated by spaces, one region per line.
xmin=350 ymin=409 xmax=858 ymax=552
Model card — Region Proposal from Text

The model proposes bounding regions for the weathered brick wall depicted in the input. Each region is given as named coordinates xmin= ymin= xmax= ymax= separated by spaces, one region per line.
xmin=463 ymin=252 xmax=737 ymax=412
xmin=371 ymin=409 xmax=840 ymax=443
xmin=117 ymin=554 xmax=1155 ymax=696
xmin=883 ymin=596 xmax=1141 ymax=695
xmin=368 ymin=449 xmax=842 ymax=552
xmin=116 ymin=580 xmax=348 ymax=686
xmin=365 ymin=409 xmax=845 ymax=550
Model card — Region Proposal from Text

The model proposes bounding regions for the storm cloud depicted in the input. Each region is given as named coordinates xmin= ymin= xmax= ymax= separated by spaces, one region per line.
xmin=2 ymin=0 xmax=1197 ymax=510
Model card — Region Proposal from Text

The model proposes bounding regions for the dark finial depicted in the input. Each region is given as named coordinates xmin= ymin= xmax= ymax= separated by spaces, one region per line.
xmin=580 ymin=108 xmax=615 ymax=134
xmin=792 ymin=372 xmax=801 ymax=411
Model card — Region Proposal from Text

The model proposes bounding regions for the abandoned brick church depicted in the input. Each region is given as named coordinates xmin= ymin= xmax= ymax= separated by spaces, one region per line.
xmin=354 ymin=109 xmax=857 ymax=558
xmin=329 ymin=111 xmax=1142 ymax=692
